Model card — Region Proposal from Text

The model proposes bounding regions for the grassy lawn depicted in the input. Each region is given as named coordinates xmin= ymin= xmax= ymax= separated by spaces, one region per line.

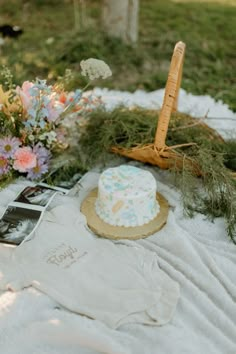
xmin=0 ymin=0 xmax=235 ymax=111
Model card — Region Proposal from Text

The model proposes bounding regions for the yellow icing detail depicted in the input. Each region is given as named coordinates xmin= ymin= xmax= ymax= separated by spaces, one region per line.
xmin=112 ymin=200 xmax=124 ymax=214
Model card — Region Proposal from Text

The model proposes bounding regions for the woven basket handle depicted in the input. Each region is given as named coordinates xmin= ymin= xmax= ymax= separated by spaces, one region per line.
xmin=154 ymin=41 xmax=186 ymax=149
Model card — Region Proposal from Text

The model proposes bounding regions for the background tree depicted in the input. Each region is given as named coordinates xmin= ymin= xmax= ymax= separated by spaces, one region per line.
xmin=73 ymin=0 xmax=86 ymax=32
xmin=102 ymin=0 xmax=139 ymax=44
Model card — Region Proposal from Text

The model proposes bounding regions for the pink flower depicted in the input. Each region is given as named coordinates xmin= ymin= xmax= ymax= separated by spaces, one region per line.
xmin=46 ymin=96 xmax=64 ymax=122
xmin=16 ymin=81 xmax=34 ymax=110
xmin=13 ymin=147 xmax=37 ymax=173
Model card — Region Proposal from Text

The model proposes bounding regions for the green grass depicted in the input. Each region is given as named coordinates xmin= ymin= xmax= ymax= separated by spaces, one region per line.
xmin=0 ymin=0 xmax=235 ymax=110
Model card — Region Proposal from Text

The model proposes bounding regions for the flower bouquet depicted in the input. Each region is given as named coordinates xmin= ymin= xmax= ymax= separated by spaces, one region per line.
xmin=0 ymin=59 xmax=112 ymax=183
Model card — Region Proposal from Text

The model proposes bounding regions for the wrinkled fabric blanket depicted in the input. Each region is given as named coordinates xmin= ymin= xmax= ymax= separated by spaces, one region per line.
xmin=0 ymin=169 xmax=235 ymax=354
xmin=0 ymin=88 xmax=236 ymax=354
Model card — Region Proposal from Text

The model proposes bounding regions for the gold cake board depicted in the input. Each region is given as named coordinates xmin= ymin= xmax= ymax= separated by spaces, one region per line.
xmin=81 ymin=188 xmax=169 ymax=240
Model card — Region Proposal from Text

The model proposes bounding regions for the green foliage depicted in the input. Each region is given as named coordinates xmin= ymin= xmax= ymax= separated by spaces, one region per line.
xmin=79 ymin=107 xmax=157 ymax=165
xmin=0 ymin=65 xmax=15 ymax=90
xmin=43 ymin=154 xmax=88 ymax=188
xmin=173 ymin=147 xmax=236 ymax=242
xmin=79 ymin=107 xmax=236 ymax=243
xmin=0 ymin=173 xmax=15 ymax=189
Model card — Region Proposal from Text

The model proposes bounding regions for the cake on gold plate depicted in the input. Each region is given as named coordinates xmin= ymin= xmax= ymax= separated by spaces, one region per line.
xmin=95 ymin=165 xmax=160 ymax=227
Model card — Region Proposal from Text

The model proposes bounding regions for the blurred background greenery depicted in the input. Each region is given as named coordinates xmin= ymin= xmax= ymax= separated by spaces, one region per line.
xmin=0 ymin=0 xmax=235 ymax=110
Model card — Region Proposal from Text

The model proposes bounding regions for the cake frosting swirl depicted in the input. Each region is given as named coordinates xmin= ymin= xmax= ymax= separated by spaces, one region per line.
xmin=95 ymin=165 xmax=160 ymax=227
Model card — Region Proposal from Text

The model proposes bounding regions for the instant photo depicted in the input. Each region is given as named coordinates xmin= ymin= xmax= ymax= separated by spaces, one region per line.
xmin=0 ymin=206 xmax=42 ymax=245
xmin=14 ymin=185 xmax=58 ymax=207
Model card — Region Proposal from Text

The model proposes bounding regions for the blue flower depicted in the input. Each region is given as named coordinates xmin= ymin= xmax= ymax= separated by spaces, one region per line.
xmin=73 ymin=89 xmax=82 ymax=102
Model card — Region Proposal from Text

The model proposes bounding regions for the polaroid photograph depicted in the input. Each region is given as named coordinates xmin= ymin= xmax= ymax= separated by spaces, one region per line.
xmin=0 ymin=205 xmax=42 ymax=245
xmin=14 ymin=185 xmax=58 ymax=207
xmin=37 ymin=182 xmax=69 ymax=195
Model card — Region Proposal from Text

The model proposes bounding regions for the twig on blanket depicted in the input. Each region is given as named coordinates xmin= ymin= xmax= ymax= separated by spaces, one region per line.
xmin=170 ymin=110 xmax=209 ymax=131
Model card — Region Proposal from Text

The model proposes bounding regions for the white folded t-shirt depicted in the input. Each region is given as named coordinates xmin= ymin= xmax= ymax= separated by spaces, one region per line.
xmin=0 ymin=194 xmax=180 ymax=329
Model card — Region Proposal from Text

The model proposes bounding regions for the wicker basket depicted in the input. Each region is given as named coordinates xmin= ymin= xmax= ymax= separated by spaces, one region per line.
xmin=111 ymin=41 xmax=224 ymax=174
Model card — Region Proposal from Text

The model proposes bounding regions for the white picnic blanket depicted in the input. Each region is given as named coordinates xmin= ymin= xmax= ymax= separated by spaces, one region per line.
xmin=0 ymin=89 xmax=236 ymax=354
xmin=0 ymin=191 xmax=180 ymax=329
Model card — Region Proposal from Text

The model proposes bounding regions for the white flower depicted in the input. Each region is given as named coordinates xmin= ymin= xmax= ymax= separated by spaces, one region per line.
xmin=80 ymin=58 xmax=112 ymax=81
xmin=28 ymin=135 xmax=35 ymax=141
xmin=39 ymin=131 xmax=57 ymax=146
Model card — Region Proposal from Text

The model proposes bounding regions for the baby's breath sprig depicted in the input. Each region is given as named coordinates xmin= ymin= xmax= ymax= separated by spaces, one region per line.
xmin=0 ymin=65 xmax=15 ymax=91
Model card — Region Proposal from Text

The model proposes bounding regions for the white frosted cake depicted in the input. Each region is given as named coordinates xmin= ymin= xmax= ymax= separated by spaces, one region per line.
xmin=95 ymin=165 xmax=160 ymax=227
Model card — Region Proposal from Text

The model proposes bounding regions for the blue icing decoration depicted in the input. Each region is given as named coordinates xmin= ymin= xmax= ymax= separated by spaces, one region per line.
xmin=119 ymin=165 xmax=140 ymax=174
xmin=103 ymin=184 xmax=113 ymax=191
xmin=120 ymin=210 xmax=137 ymax=223
xmin=113 ymin=182 xmax=128 ymax=190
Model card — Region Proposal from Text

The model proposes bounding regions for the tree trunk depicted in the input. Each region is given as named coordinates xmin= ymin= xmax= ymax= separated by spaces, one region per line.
xmin=102 ymin=0 xmax=139 ymax=44
xmin=73 ymin=0 xmax=86 ymax=32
